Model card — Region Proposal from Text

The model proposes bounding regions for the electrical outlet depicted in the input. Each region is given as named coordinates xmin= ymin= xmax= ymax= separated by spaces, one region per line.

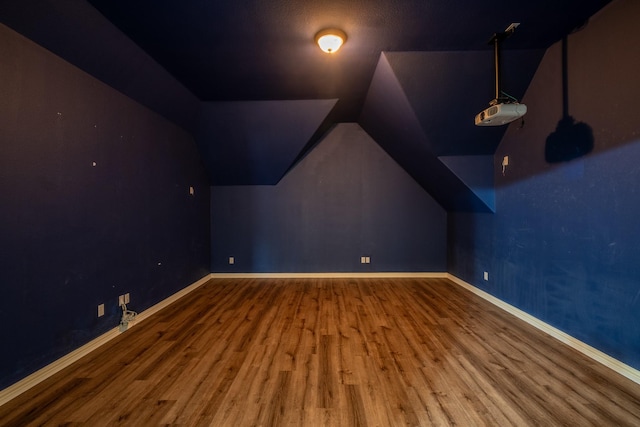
xmin=118 ymin=295 xmax=125 ymax=306
xmin=97 ymin=304 xmax=105 ymax=317
xmin=229 ymin=256 xmax=235 ymax=265
xmin=365 ymin=256 xmax=371 ymax=264
xmin=361 ymin=256 xmax=366 ymax=264
xmin=124 ymin=293 xmax=130 ymax=304
xmin=484 ymin=271 xmax=489 ymax=281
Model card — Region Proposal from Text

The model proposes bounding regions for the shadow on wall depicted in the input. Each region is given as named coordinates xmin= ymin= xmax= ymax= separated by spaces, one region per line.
xmin=450 ymin=0 xmax=640 ymax=372
xmin=545 ymin=37 xmax=594 ymax=163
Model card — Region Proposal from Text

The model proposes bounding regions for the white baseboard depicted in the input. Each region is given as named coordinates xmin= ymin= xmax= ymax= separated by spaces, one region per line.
xmin=0 ymin=274 xmax=212 ymax=407
xmin=1 ymin=272 xmax=441 ymax=406
xmin=3 ymin=271 xmax=637 ymax=407
xmin=0 ymin=327 xmax=123 ymax=407
xmin=131 ymin=274 xmax=212 ymax=325
xmin=446 ymin=273 xmax=640 ymax=385
xmin=210 ymin=272 xmax=448 ymax=279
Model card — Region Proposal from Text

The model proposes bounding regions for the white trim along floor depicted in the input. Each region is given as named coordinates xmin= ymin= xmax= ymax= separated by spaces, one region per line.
xmin=1 ymin=272 xmax=638 ymax=406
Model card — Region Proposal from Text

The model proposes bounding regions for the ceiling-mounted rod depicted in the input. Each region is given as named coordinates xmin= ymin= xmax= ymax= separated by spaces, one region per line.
xmin=488 ymin=23 xmax=519 ymax=104
xmin=475 ymin=23 xmax=526 ymax=126
xmin=493 ymin=34 xmax=501 ymax=101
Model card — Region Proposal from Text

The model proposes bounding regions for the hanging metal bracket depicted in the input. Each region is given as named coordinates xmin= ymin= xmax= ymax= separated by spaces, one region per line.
xmin=488 ymin=23 xmax=520 ymax=105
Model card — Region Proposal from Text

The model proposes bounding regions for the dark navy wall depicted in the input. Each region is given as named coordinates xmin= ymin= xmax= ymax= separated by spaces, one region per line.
xmin=0 ymin=24 xmax=210 ymax=388
xmin=0 ymin=0 xmax=201 ymax=132
xmin=448 ymin=0 xmax=640 ymax=369
xmin=211 ymin=123 xmax=447 ymax=273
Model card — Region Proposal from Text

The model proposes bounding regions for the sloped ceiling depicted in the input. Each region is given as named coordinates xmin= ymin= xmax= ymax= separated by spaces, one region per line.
xmin=198 ymin=99 xmax=337 ymax=185
xmin=358 ymin=50 xmax=543 ymax=211
xmin=0 ymin=0 xmax=612 ymax=210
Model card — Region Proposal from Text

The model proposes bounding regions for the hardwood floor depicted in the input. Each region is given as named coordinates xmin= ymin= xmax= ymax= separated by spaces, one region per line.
xmin=2 ymin=277 xmax=640 ymax=426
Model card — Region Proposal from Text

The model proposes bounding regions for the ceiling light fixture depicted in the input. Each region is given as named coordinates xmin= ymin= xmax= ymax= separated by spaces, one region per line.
xmin=315 ymin=29 xmax=347 ymax=53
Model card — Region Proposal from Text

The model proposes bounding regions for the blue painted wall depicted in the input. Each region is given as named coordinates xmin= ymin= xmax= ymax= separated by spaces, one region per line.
xmin=0 ymin=0 xmax=201 ymax=132
xmin=211 ymin=123 xmax=447 ymax=273
xmin=196 ymin=100 xmax=337 ymax=185
xmin=448 ymin=0 xmax=640 ymax=369
xmin=0 ymin=24 xmax=210 ymax=388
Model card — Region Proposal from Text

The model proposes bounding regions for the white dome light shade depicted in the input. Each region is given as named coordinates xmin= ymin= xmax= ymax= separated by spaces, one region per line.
xmin=315 ymin=29 xmax=347 ymax=53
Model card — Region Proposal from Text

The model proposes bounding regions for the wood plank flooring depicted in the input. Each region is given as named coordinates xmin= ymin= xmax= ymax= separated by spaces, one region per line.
xmin=2 ymin=277 xmax=640 ymax=426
